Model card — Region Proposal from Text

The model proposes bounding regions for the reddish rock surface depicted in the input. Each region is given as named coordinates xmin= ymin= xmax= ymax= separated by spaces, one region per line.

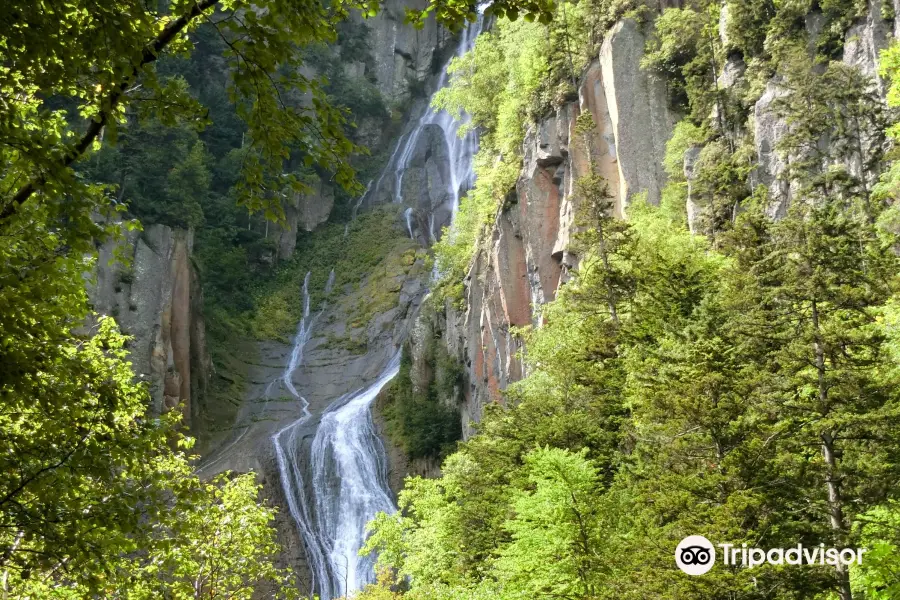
xmin=449 ymin=43 xmax=672 ymax=438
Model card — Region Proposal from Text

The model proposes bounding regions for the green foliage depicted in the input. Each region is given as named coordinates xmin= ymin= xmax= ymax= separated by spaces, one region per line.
xmin=493 ymin=448 xmax=613 ymax=599
xmin=852 ymin=501 xmax=900 ymax=598
xmin=723 ymin=0 xmax=776 ymax=57
xmin=643 ymin=4 xmax=725 ymax=122
xmin=365 ymin=165 xmax=900 ymax=598
xmin=877 ymin=41 xmax=900 ymax=218
xmin=1 ymin=0 xmax=560 ymax=592
xmin=10 ymin=472 xmax=298 ymax=599
xmin=880 ymin=42 xmax=900 ymax=139
xmin=772 ymin=52 xmax=887 ymax=221
xmin=663 ymin=120 xmax=706 ymax=180
xmin=406 ymin=0 xmax=556 ymax=33
xmin=85 ymin=120 xmax=211 ymax=229
xmin=816 ymin=0 xmax=869 ymax=58
xmin=431 ymin=154 xmax=504 ymax=305
xmin=382 ymin=344 xmax=462 ymax=461
xmin=248 ymin=207 xmax=415 ymax=341
xmin=0 ymin=291 xmax=296 ymax=596
xmin=687 ymin=138 xmax=755 ymax=240
xmin=0 ymin=0 xmax=367 ymax=235
xmin=362 ymin=5 xmax=900 ymax=600
xmin=432 ymin=1 xmax=610 ymax=300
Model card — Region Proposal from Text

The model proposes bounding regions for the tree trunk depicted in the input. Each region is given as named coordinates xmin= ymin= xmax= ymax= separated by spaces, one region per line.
xmin=812 ymin=299 xmax=852 ymax=600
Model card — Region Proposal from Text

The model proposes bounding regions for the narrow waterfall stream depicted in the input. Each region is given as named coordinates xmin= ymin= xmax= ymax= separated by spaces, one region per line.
xmin=371 ymin=20 xmax=481 ymax=217
xmin=273 ymin=18 xmax=483 ymax=600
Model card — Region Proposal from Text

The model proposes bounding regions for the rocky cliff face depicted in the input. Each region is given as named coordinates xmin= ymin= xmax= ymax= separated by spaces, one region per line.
xmin=710 ymin=0 xmax=895 ymax=230
xmin=363 ymin=0 xmax=451 ymax=103
xmin=88 ymin=224 xmax=210 ymax=425
xmin=196 ymin=231 xmax=429 ymax=591
xmin=439 ymin=2 xmax=900 ymax=439
xmin=437 ymin=18 xmax=675 ymax=438
xmin=270 ymin=1 xmax=453 ymax=260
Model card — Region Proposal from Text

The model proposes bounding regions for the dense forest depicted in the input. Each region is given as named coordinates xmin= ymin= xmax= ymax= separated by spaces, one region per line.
xmin=363 ymin=1 xmax=900 ymax=599
xmin=4 ymin=0 xmax=900 ymax=599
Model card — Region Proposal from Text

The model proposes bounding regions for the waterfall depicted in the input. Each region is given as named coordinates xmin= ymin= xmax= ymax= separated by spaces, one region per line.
xmin=196 ymin=272 xmax=318 ymax=477
xmin=273 ymin=18 xmax=484 ymax=600
xmin=271 ymin=271 xmax=328 ymax=596
xmin=351 ymin=179 xmax=373 ymax=221
xmin=309 ymin=354 xmax=400 ymax=599
xmin=273 ymin=352 xmax=399 ymax=600
xmin=404 ymin=207 xmax=415 ymax=239
xmin=369 ymin=18 xmax=482 ymax=225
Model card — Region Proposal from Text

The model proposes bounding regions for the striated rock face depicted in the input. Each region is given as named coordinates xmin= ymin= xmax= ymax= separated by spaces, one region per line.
xmin=442 ymin=19 xmax=673 ymax=437
xmin=398 ymin=123 xmax=454 ymax=237
xmin=843 ymin=0 xmax=892 ymax=94
xmin=749 ymin=2 xmax=895 ymax=225
xmin=88 ymin=224 xmax=209 ymax=424
xmin=269 ymin=4 xmax=452 ymax=261
xmin=429 ymin=7 xmax=900 ymax=441
xmin=751 ymin=81 xmax=792 ymax=219
xmin=274 ymin=179 xmax=336 ymax=261
xmin=363 ymin=0 xmax=450 ymax=103
xmin=599 ymin=18 xmax=675 ymax=209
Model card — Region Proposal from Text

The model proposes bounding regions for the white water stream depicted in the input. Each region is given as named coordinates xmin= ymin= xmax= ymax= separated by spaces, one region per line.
xmin=272 ymin=18 xmax=483 ymax=600
xmin=368 ymin=20 xmax=481 ymax=220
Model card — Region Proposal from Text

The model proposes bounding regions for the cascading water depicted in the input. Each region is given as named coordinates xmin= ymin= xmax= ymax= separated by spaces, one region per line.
xmin=273 ymin=18 xmax=484 ymax=600
xmin=368 ymin=17 xmax=482 ymax=221
xmin=197 ymin=272 xmax=318 ymax=477
xmin=308 ymin=354 xmax=400 ymax=599
xmin=351 ymin=180 xmax=374 ymax=221
xmin=271 ymin=270 xmax=329 ymax=595
xmin=404 ymin=207 xmax=415 ymax=239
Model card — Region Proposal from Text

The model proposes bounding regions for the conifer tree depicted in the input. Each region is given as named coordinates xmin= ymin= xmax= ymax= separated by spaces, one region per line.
xmin=737 ymin=192 xmax=900 ymax=600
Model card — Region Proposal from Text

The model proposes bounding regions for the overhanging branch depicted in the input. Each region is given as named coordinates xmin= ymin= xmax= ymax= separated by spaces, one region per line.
xmin=0 ymin=0 xmax=221 ymax=222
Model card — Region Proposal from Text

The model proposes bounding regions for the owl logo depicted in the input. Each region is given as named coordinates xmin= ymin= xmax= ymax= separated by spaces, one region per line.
xmin=675 ymin=535 xmax=716 ymax=575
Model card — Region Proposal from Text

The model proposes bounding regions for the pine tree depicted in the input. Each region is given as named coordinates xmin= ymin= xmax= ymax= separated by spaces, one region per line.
xmin=739 ymin=192 xmax=900 ymax=600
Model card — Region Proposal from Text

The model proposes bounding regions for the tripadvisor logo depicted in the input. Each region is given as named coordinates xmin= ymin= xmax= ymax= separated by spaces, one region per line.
xmin=676 ymin=535 xmax=716 ymax=575
xmin=675 ymin=536 xmax=868 ymax=576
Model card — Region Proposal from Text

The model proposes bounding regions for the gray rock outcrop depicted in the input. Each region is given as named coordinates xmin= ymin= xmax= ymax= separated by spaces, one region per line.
xmin=599 ymin=18 xmax=675 ymax=208
xmin=398 ymin=123 xmax=454 ymax=235
xmin=751 ymin=81 xmax=793 ymax=219
xmin=363 ymin=0 xmax=450 ymax=103
xmin=87 ymin=224 xmax=209 ymax=423
xmin=843 ymin=0 xmax=892 ymax=93
xmin=444 ymin=24 xmax=673 ymax=436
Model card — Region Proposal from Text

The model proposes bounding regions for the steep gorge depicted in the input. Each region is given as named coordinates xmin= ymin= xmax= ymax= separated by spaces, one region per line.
xmin=189 ymin=14 xmax=482 ymax=599
xmin=86 ymin=1 xmax=900 ymax=597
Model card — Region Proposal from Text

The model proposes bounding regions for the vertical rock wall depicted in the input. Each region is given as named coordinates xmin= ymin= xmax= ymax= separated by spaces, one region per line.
xmin=364 ymin=0 xmax=450 ymax=103
xmin=599 ymin=19 xmax=676 ymax=211
xmin=441 ymin=18 xmax=674 ymax=439
xmin=741 ymin=0 xmax=895 ymax=231
xmin=87 ymin=224 xmax=209 ymax=424
xmin=269 ymin=2 xmax=452 ymax=260
xmin=445 ymin=5 xmax=900 ymax=435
